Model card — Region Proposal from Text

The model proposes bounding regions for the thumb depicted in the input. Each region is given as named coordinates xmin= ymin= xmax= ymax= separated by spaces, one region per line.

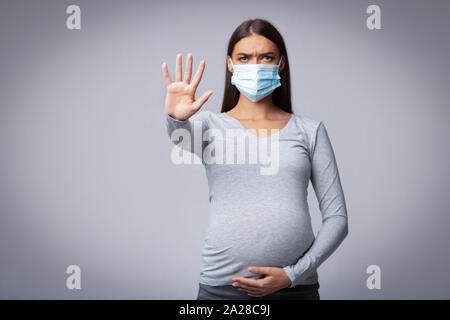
xmin=192 ymin=90 xmax=213 ymax=110
xmin=248 ymin=266 xmax=271 ymax=275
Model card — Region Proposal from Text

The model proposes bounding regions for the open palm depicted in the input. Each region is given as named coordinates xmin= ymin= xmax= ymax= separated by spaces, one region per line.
xmin=162 ymin=53 xmax=213 ymax=121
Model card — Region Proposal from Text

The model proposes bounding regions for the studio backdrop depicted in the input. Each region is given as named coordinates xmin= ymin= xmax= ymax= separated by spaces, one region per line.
xmin=0 ymin=0 xmax=449 ymax=299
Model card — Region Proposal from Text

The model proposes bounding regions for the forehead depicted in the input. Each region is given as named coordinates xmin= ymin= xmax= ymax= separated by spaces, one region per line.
xmin=232 ymin=34 xmax=279 ymax=54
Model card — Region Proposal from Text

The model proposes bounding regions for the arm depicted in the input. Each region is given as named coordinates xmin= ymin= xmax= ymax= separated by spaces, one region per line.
xmin=164 ymin=111 xmax=210 ymax=161
xmin=161 ymin=53 xmax=213 ymax=161
xmin=282 ymin=121 xmax=349 ymax=288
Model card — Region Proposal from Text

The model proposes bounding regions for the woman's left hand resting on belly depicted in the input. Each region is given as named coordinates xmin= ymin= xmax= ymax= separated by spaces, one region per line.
xmin=231 ymin=266 xmax=292 ymax=297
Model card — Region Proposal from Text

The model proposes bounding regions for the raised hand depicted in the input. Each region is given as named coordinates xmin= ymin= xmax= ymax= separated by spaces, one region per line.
xmin=162 ymin=53 xmax=213 ymax=121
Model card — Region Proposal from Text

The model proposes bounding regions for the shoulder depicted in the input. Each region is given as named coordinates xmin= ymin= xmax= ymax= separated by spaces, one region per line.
xmin=291 ymin=113 xmax=326 ymax=157
xmin=192 ymin=110 xmax=233 ymax=127
xmin=169 ymin=110 xmax=215 ymax=128
xmin=190 ymin=109 xmax=213 ymax=121
xmin=291 ymin=112 xmax=323 ymax=138
xmin=291 ymin=113 xmax=323 ymax=132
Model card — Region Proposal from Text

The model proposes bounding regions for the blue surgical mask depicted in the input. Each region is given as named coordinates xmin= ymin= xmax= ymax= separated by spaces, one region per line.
xmin=229 ymin=56 xmax=283 ymax=102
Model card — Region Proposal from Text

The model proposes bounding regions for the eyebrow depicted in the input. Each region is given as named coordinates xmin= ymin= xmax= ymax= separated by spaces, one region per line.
xmin=235 ymin=52 xmax=276 ymax=56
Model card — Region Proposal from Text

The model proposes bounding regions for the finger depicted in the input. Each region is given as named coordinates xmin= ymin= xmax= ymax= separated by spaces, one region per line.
xmin=248 ymin=292 xmax=265 ymax=297
xmin=162 ymin=62 xmax=172 ymax=86
xmin=249 ymin=266 xmax=271 ymax=275
xmin=192 ymin=90 xmax=213 ymax=110
xmin=237 ymin=288 xmax=262 ymax=295
xmin=184 ymin=53 xmax=193 ymax=84
xmin=233 ymin=277 xmax=263 ymax=288
xmin=235 ymin=282 xmax=263 ymax=292
xmin=190 ymin=60 xmax=205 ymax=89
xmin=175 ymin=53 xmax=182 ymax=82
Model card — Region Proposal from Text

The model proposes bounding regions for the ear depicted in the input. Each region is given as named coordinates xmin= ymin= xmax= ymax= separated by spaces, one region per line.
xmin=227 ymin=56 xmax=234 ymax=73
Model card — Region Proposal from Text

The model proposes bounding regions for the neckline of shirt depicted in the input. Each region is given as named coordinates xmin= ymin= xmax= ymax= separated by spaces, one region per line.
xmin=220 ymin=112 xmax=294 ymax=139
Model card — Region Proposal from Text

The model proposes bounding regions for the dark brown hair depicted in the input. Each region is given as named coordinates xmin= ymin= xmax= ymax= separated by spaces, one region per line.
xmin=221 ymin=18 xmax=292 ymax=113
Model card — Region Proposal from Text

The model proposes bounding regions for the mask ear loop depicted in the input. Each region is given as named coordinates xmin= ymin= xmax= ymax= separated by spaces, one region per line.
xmin=277 ymin=56 xmax=283 ymax=67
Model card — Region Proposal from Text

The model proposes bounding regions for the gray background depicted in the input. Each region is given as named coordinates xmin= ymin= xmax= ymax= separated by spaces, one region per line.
xmin=1 ymin=0 xmax=449 ymax=299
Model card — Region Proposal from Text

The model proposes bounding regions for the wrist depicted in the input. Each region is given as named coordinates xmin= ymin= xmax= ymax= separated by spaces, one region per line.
xmin=282 ymin=266 xmax=295 ymax=288
xmin=166 ymin=113 xmax=188 ymax=122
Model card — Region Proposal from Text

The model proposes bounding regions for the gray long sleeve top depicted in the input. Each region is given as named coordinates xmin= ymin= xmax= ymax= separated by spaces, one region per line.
xmin=164 ymin=110 xmax=348 ymax=288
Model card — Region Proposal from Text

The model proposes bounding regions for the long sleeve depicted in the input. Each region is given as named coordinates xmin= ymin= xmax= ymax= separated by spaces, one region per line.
xmin=282 ymin=121 xmax=348 ymax=288
xmin=164 ymin=111 xmax=210 ymax=163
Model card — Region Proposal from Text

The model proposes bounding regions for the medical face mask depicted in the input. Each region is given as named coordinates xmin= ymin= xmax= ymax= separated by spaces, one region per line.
xmin=229 ymin=56 xmax=282 ymax=102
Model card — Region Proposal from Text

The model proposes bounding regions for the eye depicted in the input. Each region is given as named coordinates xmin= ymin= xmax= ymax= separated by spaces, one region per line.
xmin=263 ymin=56 xmax=274 ymax=62
xmin=238 ymin=57 xmax=248 ymax=62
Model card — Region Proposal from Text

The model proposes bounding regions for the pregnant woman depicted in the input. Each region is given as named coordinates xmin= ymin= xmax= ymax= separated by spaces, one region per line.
xmin=162 ymin=19 xmax=348 ymax=300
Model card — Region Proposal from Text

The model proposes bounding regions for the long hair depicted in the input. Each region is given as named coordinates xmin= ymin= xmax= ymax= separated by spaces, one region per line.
xmin=221 ymin=19 xmax=292 ymax=113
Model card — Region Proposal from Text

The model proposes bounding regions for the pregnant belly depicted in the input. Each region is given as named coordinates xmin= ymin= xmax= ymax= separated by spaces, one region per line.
xmin=201 ymin=205 xmax=315 ymax=279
